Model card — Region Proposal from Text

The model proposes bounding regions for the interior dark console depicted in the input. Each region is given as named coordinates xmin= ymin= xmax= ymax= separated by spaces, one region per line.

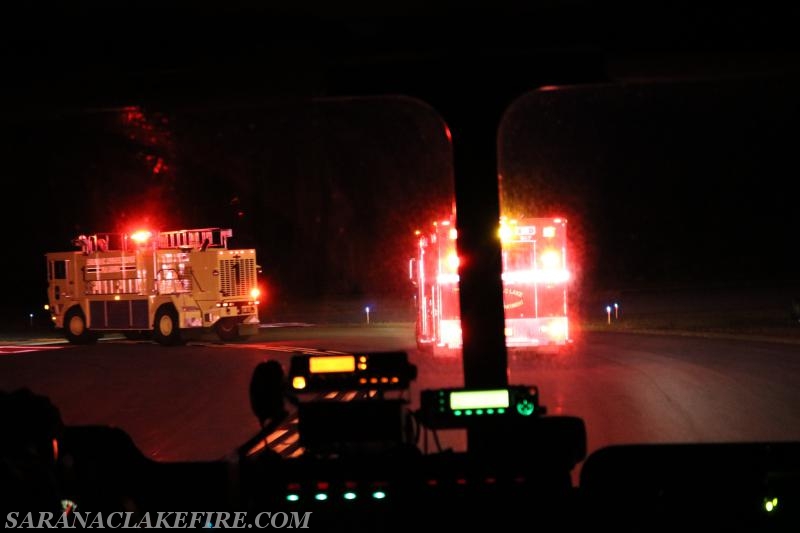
xmin=3 ymin=352 xmax=798 ymax=531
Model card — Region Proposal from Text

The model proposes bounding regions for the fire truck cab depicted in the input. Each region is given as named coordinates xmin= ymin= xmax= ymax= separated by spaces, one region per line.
xmin=45 ymin=228 xmax=261 ymax=346
xmin=410 ymin=216 xmax=571 ymax=355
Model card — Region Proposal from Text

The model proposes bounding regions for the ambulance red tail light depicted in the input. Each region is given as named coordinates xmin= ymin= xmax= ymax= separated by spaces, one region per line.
xmin=439 ymin=320 xmax=463 ymax=349
xmin=542 ymin=318 xmax=569 ymax=341
xmin=540 ymin=249 xmax=561 ymax=270
xmin=446 ymin=252 xmax=460 ymax=271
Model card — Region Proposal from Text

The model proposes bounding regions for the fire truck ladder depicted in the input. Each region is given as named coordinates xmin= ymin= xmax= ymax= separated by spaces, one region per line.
xmin=157 ymin=228 xmax=233 ymax=250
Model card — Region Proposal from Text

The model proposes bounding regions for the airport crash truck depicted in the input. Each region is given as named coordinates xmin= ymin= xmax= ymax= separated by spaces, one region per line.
xmin=45 ymin=228 xmax=261 ymax=345
xmin=410 ymin=216 xmax=571 ymax=354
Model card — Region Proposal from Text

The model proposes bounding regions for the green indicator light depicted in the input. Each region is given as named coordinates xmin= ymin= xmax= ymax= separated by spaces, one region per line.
xmin=344 ymin=492 xmax=357 ymax=501
xmin=497 ymin=408 xmax=505 ymax=414
xmin=314 ymin=493 xmax=328 ymax=501
xmin=465 ymin=409 xmax=473 ymax=416
xmin=454 ymin=410 xmax=462 ymax=416
xmin=439 ymin=407 xmax=445 ymax=412
xmin=764 ymin=497 xmax=779 ymax=513
xmin=286 ymin=494 xmax=300 ymax=502
xmin=450 ymin=390 xmax=510 ymax=410
xmin=60 ymin=499 xmax=77 ymax=513
xmin=516 ymin=400 xmax=535 ymax=416
xmin=476 ymin=409 xmax=483 ymax=415
xmin=487 ymin=409 xmax=494 ymax=414
xmin=372 ymin=491 xmax=387 ymax=500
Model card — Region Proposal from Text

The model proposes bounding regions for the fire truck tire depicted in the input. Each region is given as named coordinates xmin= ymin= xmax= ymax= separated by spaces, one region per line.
xmin=214 ymin=318 xmax=240 ymax=342
xmin=153 ymin=306 xmax=183 ymax=346
xmin=64 ymin=307 xmax=97 ymax=345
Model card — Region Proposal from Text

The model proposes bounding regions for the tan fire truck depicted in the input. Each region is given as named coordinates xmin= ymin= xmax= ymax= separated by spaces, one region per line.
xmin=45 ymin=228 xmax=261 ymax=345
xmin=410 ymin=216 xmax=571 ymax=355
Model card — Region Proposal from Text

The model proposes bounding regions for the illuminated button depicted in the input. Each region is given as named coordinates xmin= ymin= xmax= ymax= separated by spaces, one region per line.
xmin=454 ymin=410 xmax=462 ymax=416
xmin=286 ymin=494 xmax=300 ymax=502
xmin=516 ymin=400 xmax=535 ymax=416
xmin=343 ymin=492 xmax=357 ymax=501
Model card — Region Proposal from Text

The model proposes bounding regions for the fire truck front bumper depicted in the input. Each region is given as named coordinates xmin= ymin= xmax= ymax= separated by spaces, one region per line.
xmin=205 ymin=304 xmax=259 ymax=326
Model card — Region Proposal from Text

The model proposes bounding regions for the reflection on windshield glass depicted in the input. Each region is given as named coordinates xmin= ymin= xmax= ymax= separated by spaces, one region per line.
xmin=500 ymin=76 xmax=798 ymax=337
xmin=13 ymin=97 xmax=454 ymax=326
xmin=2 ymin=69 xmax=800 ymax=469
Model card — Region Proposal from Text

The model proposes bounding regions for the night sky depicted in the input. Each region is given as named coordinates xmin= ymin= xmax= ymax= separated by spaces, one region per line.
xmin=1 ymin=6 xmax=798 ymax=327
xmin=499 ymin=77 xmax=800 ymax=291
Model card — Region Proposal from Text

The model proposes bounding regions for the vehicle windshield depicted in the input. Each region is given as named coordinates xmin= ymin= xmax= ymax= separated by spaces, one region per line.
xmin=1 ymin=7 xmax=800 ymax=525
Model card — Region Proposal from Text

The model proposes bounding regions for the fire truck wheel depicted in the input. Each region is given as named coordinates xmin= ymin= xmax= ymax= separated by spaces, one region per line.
xmin=64 ymin=307 xmax=97 ymax=345
xmin=153 ymin=306 xmax=183 ymax=346
xmin=215 ymin=318 xmax=240 ymax=342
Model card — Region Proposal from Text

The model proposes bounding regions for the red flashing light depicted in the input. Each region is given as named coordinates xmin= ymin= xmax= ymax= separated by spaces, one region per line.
xmin=152 ymin=157 xmax=165 ymax=174
xmin=130 ymin=230 xmax=153 ymax=244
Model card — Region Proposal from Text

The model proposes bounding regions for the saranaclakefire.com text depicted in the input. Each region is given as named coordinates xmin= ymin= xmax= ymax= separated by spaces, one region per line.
xmin=5 ymin=511 xmax=313 ymax=528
